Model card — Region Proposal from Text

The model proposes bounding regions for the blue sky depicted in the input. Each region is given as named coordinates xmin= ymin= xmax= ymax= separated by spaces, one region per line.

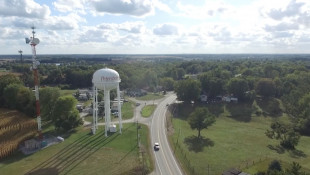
xmin=0 ymin=0 xmax=309 ymax=54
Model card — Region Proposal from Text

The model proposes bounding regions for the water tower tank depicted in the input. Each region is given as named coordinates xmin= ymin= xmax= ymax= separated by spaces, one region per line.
xmin=92 ymin=68 xmax=120 ymax=90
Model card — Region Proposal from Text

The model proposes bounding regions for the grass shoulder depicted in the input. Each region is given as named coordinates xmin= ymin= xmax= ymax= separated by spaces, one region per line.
xmin=141 ymin=104 xmax=156 ymax=118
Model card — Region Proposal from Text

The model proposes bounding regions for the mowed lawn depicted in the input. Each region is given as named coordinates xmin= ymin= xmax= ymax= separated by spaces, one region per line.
xmin=141 ymin=105 xmax=156 ymax=118
xmin=0 ymin=123 xmax=151 ymax=175
xmin=170 ymin=115 xmax=310 ymax=175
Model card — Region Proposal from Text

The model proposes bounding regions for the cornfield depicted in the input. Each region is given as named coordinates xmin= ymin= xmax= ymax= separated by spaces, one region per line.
xmin=0 ymin=109 xmax=37 ymax=160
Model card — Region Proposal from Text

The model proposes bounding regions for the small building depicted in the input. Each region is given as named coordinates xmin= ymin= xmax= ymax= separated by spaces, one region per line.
xmin=231 ymin=97 xmax=238 ymax=103
xmin=78 ymin=93 xmax=88 ymax=101
xmin=222 ymin=96 xmax=238 ymax=103
xmin=24 ymin=139 xmax=41 ymax=150
xmin=200 ymin=94 xmax=208 ymax=102
xmin=110 ymin=100 xmax=123 ymax=112
xmin=76 ymin=104 xmax=84 ymax=112
xmin=222 ymin=96 xmax=231 ymax=102
xmin=109 ymin=125 xmax=117 ymax=132
xmin=126 ymin=89 xmax=147 ymax=97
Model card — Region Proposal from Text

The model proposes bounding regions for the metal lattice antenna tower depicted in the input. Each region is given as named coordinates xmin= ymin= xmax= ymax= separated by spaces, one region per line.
xmin=18 ymin=50 xmax=23 ymax=63
xmin=25 ymin=26 xmax=42 ymax=139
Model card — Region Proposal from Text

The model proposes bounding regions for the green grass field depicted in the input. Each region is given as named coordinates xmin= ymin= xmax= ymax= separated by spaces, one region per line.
xmin=0 ymin=123 xmax=152 ymax=175
xmin=168 ymin=103 xmax=310 ymax=175
xmin=141 ymin=105 xmax=156 ymax=118
xmin=60 ymin=89 xmax=76 ymax=96
xmin=121 ymin=101 xmax=134 ymax=120
xmin=136 ymin=93 xmax=164 ymax=101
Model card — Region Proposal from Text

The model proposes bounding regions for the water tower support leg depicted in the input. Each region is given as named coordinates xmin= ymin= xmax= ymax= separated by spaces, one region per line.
xmin=117 ymin=85 xmax=122 ymax=134
xmin=95 ymin=88 xmax=98 ymax=129
xmin=92 ymin=86 xmax=96 ymax=134
xmin=104 ymin=88 xmax=110 ymax=137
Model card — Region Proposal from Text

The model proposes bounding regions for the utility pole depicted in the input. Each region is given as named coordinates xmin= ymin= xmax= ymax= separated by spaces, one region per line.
xmin=136 ymin=120 xmax=139 ymax=147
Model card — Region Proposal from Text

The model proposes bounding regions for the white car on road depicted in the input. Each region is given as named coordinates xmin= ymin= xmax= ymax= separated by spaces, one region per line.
xmin=154 ymin=142 xmax=160 ymax=151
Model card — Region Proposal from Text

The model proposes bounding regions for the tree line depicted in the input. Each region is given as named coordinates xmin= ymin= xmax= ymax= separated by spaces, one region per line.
xmin=0 ymin=74 xmax=82 ymax=131
xmin=1 ymin=57 xmax=310 ymax=141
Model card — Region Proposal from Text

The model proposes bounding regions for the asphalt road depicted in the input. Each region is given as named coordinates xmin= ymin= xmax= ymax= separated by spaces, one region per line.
xmin=80 ymin=93 xmax=183 ymax=175
xmin=150 ymin=94 xmax=183 ymax=175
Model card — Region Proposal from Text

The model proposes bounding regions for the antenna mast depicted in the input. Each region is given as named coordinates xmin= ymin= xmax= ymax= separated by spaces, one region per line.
xmin=25 ymin=26 xmax=42 ymax=139
xmin=18 ymin=50 xmax=23 ymax=63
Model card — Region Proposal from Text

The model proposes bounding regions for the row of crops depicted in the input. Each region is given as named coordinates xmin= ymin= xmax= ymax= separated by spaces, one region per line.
xmin=0 ymin=109 xmax=37 ymax=160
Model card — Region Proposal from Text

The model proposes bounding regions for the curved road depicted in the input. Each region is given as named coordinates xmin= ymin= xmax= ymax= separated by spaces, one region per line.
xmin=81 ymin=93 xmax=183 ymax=175
xmin=150 ymin=94 xmax=183 ymax=175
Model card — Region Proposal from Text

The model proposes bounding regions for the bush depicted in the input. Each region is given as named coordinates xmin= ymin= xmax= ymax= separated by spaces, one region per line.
xmin=268 ymin=160 xmax=282 ymax=172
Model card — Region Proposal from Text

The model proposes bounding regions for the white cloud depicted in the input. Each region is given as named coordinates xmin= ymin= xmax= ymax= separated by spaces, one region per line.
xmin=153 ymin=23 xmax=179 ymax=35
xmin=91 ymin=0 xmax=154 ymax=17
xmin=1 ymin=0 xmax=310 ymax=54
xmin=0 ymin=0 xmax=50 ymax=19
xmin=0 ymin=27 xmax=27 ymax=39
xmin=153 ymin=0 xmax=172 ymax=13
xmin=118 ymin=21 xmax=145 ymax=33
xmin=8 ymin=13 xmax=84 ymax=30
xmin=265 ymin=0 xmax=305 ymax=20
xmin=264 ymin=22 xmax=299 ymax=32
xmin=53 ymin=0 xmax=86 ymax=14
xmin=176 ymin=1 xmax=231 ymax=19
xmin=44 ymin=13 xmax=85 ymax=30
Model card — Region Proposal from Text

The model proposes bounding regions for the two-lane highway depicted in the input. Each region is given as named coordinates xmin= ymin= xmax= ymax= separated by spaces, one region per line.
xmin=150 ymin=94 xmax=183 ymax=175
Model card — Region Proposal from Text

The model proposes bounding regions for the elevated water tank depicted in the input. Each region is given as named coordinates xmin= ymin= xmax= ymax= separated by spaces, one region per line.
xmin=92 ymin=68 xmax=121 ymax=90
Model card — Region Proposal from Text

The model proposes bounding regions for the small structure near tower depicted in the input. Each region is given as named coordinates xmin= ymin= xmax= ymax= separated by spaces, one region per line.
xmin=92 ymin=68 xmax=123 ymax=136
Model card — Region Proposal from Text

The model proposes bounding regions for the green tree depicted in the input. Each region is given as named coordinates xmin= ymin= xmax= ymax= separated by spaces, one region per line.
xmin=286 ymin=162 xmax=308 ymax=175
xmin=199 ymin=73 xmax=225 ymax=98
xmin=53 ymin=96 xmax=82 ymax=131
xmin=256 ymin=78 xmax=276 ymax=97
xmin=174 ymin=78 xmax=201 ymax=103
xmin=40 ymin=87 xmax=61 ymax=120
xmin=3 ymin=84 xmax=23 ymax=109
xmin=227 ymin=78 xmax=249 ymax=101
xmin=170 ymin=67 xmax=185 ymax=80
xmin=43 ymin=68 xmax=64 ymax=85
xmin=268 ymin=160 xmax=282 ymax=172
xmin=143 ymin=70 xmax=158 ymax=91
xmin=296 ymin=93 xmax=310 ymax=136
xmin=160 ymin=77 xmax=175 ymax=91
xmin=265 ymin=122 xmax=300 ymax=150
xmin=0 ymin=74 xmax=22 ymax=106
xmin=16 ymin=86 xmax=35 ymax=117
xmin=266 ymin=99 xmax=282 ymax=116
xmin=188 ymin=107 xmax=215 ymax=138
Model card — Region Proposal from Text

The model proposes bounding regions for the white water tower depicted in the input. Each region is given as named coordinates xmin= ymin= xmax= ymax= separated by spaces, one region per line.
xmin=92 ymin=68 xmax=122 ymax=136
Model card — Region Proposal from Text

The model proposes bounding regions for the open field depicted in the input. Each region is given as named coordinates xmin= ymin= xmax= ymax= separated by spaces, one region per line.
xmin=141 ymin=104 xmax=156 ymax=118
xmin=0 ymin=123 xmax=151 ymax=175
xmin=168 ymin=103 xmax=310 ymax=175
xmin=0 ymin=72 xmax=22 ymax=76
xmin=59 ymin=89 xmax=76 ymax=96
